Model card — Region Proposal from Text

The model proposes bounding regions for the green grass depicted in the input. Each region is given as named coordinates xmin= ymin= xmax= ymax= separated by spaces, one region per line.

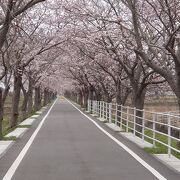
xmin=17 ymin=125 xmax=31 ymax=128
xmin=3 ymin=136 xmax=17 ymax=141
xmin=144 ymin=130 xmax=180 ymax=159
xmin=110 ymin=119 xmax=115 ymax=124
xmin=2 ymin=125 xmax=17 ymax=137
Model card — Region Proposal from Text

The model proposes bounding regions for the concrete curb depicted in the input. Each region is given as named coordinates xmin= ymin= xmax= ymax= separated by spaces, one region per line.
xmin=154 ymin=154 xmax=180 ymax=173
xmin=120 ymin=132 xmax=153 ymax=148
xmin=105 ymin=123 xmax=124 ymax=132
xmin=5 ymin=128 xmax=28 ymax=139
xmin=19 ymin=118 xmax=36 ymax=126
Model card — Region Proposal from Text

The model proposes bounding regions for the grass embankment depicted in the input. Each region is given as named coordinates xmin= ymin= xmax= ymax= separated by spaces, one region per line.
xmin=144 ymin=130 xmax=180 ymax=159
xmin=2 ymin=95 xmax=33 ymax=140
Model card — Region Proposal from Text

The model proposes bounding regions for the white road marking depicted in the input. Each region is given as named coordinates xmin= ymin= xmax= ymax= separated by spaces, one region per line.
xmin=3 ymin=99 xmax=57 ymax=180
xmin=67 ymin=99 xmax=167 ymax=180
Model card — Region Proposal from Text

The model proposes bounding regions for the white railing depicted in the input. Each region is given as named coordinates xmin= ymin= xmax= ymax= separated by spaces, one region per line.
xmin=88 ymin=100 xmax=180 ymax=158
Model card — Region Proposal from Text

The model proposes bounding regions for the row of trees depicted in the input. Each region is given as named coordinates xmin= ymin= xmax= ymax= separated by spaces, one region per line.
xmin=61 ymin=0 xmax=180 ymax=133
xmin=0 ymin=0 xmax=63 ymax=139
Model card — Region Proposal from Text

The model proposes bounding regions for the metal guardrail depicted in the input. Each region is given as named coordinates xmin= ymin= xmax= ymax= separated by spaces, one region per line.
xmin=88 ymin=100 xmax=180 ymax=158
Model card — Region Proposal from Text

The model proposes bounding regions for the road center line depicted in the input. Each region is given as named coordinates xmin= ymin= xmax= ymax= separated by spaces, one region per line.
xmin=3 ymin=99 xmax=57 ymax=180
xmin=67 ymin=99 xmax=167 ymax=180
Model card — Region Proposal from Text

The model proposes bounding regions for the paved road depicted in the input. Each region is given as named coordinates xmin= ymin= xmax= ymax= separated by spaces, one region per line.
xmin=1 ymin=99 xmax=180 ymax=180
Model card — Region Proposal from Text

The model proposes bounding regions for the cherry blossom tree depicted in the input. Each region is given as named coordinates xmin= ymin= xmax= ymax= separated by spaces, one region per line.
xmin=0 ymin=0 xmax=46 ymax=50
xmin=0 ymin=0 xmax=48 ymax=139
xmin=61 ymin=0 xmax=168 ymax=132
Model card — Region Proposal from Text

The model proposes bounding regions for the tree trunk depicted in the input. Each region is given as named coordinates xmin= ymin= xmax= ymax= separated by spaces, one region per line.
xmin=83 ymin=90 xmax=89 ymax=109
xmin=27 ymin=88 xmax=33 ymax=115
xmin=88 ymin=86 xmax=94 ymax=100
xmin=78 ymin=90 xmax=83 ymax=107
xmin=10 ymin=74 xmax=22 ymax=128
xmin=2 ymin=85 xmax=10 ymax=106
xmin=82 ymin=88 xmax=89 ymax=109
xmin=175 ymin=62 xmax=180 ymax=112
xmin=104 ymin=92 xmax=111 ymax=103
xmin=21 ymin=91 xmax=29 ymax=120
xmin=116 ymin=82 xmax=122 ymax=104
xmin=94 ymin=90 xmax=101 ymax=101
xmin=132 ymin=88 xmax=146 ymax=135
xmin=27 ymin=75 xmax=34 ymax=115
xmin=39 ymin=89 xmax=42 ymax=107
xmin=49 ymin=91 xmax=53 ymax=103
xmin=47 ymin=91 xmax=51 ymax=104
xmin=34 ymin=86 xmax=41 ymax=111
xmin=43 ymin=89 xmax=48 ymax=106
xmin=116 ymin=88 xmax=122 ymax=125
xmin=0 ymin=88 xmax=3 ymax=140
xmin=122 ymin=88 xmax=131 ymax=105
xmin=177 ymin=96 xmax=180 ymax=112
xmin=0 ymin=21 xmax=10 ymax=50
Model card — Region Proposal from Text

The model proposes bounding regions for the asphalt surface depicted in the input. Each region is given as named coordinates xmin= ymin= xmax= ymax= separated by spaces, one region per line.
xmin=1 ymin=99 xmax=180 ymax=180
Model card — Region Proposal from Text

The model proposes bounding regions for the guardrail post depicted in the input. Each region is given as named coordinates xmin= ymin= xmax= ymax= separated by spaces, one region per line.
xmin=95 ymin=101 xmax=97 ymax=115
xmin=106 ymin=102 xmax=108 ymax=120
xmin=90 ymin=100 xmax=93 ymax=113
xmin=97 ymin=101 xmax=99 ymax=116
xmin=89 ymin=100 xmax=91 ymax=113
xmin=100 ymin=101 xmax=102 ymax=118
xmin=103 ymin=102 xmax=105 ymax=119
xmin=168 ymin=115 xmax=171 ymax=158
xmin=109 ymin=103 xmax=112 ymax=123
xmin=93 ymin=101 xmax=95 ymax=114
xmin=95 ymin=101 xmax=96 ymax=114
xmin=93 ymin=101 xmax=96 ymax=114
xmin=133 ymin=107 xmax=136 ymax=136
xmin=97 ymin=101 xmax=99 ymax=115
xmin=98 ymin=101 xmax=100 ymax=116
xmin=120 ymin=105 xmax=123 ymax=129
xmin=91 ymin=100 xmax=93 ymax=113
xmin=88 ymin=100 xmax=89 ymax=112
xmin=87 ymin=100 xmax=89 ymax=112
xmin=126 ymin=106 xmax=129 ymax=132
xmin=153 ymin=114 xmax=156 ymax=147
xmin=142 ymin=109 xmax=145 ymax=142
xmin=91 ymin=101 xmax=93 ymax=114
xmin=115 ymin=103 xmax=118 ymax=125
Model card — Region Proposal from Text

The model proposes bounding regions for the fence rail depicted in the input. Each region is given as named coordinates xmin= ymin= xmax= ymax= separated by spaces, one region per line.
xmin=88 ymin=100 xmax=180 ymax=158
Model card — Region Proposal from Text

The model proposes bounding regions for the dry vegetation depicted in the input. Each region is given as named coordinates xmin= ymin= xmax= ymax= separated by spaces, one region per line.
xmin=145 ymin=96 xmax=179 ymax=113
